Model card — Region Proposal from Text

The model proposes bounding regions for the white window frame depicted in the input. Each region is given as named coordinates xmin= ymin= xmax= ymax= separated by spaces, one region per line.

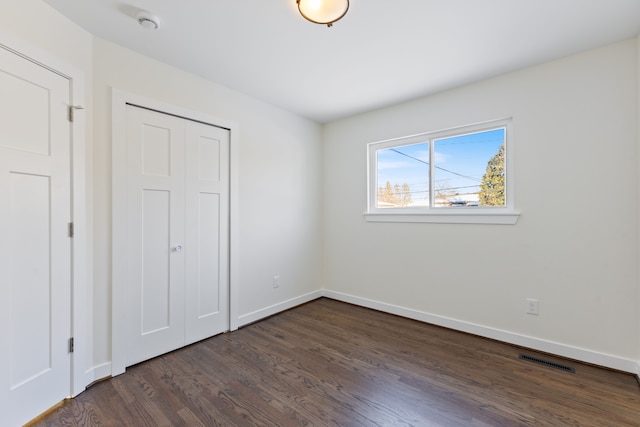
xmin=365 ymin=118 xmax=519 ymax=224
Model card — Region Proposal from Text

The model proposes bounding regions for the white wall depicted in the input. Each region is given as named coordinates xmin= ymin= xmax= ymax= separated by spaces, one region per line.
xmin=0 ymin=1 xmax=324 ymax=377
xmin=2 ymin=1 xmax=638 ymax=381
xmin=0 ymin=1 xmax=92 ymax=71
xmin=92 ymin=38 xmax=324 ymax=370
xmin=323 ymin=39 xmax=639 ymax=371
xmin=637 ymin=35 xmax=640 ymax=376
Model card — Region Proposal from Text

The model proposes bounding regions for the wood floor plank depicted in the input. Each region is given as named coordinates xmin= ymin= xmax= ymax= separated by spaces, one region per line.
xmin=26 ymin=298 xmax=640 ymax=426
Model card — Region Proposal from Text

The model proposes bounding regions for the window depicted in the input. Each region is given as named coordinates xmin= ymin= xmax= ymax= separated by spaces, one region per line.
xmin=366 ymin=119 xmax=519 ymax=224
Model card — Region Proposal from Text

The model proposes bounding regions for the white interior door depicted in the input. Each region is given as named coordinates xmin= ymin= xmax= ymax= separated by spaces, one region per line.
xmin=125 ymin=106 xmax=186 ymax=366
xmin=125 ymin=105 xmax=229 ymax=367
xmin=0 ymin=46 xmax=72 ymax=425
xmin=185 ymin=121 xmax=230 ymax=344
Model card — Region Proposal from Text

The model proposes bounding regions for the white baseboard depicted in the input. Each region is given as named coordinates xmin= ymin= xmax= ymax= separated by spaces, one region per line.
xmin=236 ymin=290 xmax=324 ymax=328
xmin=97 ymin=290 xmax=640 ymax=380
xmin=82 ymin=362 xmax=112 ymax=390
xmin=322 ymin=290 xmax=640 ymax=375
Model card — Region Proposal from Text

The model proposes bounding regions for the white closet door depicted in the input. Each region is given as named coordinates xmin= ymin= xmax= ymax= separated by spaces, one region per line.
xmin=125 ymin=105 xmax=229 ymax=366
xmin=0 ymin=46 xmax=71 ymax=425
xmin=185 ymin=121 xmax=229 ymax=344
xmin=125 ymin=105 xmax=186 ymax=366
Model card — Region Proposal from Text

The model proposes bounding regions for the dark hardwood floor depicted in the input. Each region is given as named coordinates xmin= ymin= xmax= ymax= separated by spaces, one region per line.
xmin=28 ymin=298 xmax=640 ymax=426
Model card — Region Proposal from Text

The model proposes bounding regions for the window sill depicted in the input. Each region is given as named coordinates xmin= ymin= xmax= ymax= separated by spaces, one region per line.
xmin=364 ymin=209 xmax=520 ymax=224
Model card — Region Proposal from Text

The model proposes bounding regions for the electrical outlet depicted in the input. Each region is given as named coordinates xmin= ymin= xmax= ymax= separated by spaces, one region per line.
xmin=526 ymin=298 xmax=539 ymax=315
xmin=273 ymin=275 xmax=280 ymax=288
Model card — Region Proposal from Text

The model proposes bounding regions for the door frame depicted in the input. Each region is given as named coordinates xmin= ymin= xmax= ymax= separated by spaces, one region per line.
xmin=111 ymin=89 xmax=239 ymax=376
xmin=0 ymin=29 xmax=89 ymax=397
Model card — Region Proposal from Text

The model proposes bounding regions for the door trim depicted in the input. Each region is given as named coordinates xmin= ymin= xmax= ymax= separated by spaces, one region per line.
xmin=0 ymin=28 xmax=89 ymax=397
xmin=111 ymin=89 xmax=239 ymax=376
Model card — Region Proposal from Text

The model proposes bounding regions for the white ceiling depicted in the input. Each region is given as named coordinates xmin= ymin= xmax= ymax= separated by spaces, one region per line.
xmin=43 ymin=0 xmax=640 ymax=123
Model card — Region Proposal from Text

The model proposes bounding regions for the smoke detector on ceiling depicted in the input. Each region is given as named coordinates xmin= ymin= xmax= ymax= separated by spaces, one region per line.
xmin=136 ymin=11 xmax=160 ymax=30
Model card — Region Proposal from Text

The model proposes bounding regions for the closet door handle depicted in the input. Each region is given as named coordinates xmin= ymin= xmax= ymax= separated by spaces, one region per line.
xmin=174 ymin=244 xmax=183 ymax=252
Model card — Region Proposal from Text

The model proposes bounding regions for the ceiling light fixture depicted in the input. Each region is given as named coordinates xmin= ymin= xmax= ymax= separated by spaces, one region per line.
xmin=297 ymin=0 xmax=349 ymax=27
xmin=136 ymin=11 xmax=160 ymax=30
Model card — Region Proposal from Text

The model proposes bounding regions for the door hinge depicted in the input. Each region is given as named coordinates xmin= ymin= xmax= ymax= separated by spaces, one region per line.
xmin=68 ymin=222 xmax=74 ymax=238
xmin=68 ymin=337 xmax=74 ymax=353
xmin=68 ymin=105 xmax=84 ymax=122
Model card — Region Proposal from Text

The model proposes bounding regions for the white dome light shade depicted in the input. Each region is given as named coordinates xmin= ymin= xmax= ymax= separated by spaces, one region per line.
xmin=297 ymin=0 xmax=349 ymax=27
